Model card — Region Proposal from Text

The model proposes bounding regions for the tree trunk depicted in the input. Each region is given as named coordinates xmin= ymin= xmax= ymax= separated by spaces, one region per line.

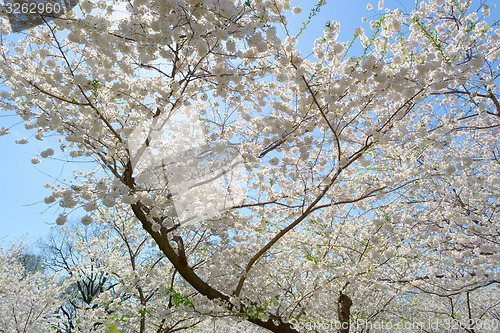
xmin=338 ymin=292 xmax=352 ymax=333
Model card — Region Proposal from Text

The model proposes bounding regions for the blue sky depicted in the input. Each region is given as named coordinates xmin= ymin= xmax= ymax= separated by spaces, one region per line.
xmin=0 ymin=0 xmax=430 ymax=248
xmin=0 ymin=115 xmax=100 ymax=247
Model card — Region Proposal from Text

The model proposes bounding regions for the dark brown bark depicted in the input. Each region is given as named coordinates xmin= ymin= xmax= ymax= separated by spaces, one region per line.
xmin=130 ymin=202 xmax=297 ymax=333
xmin=338 ymin=292 xmax=353 ymax=333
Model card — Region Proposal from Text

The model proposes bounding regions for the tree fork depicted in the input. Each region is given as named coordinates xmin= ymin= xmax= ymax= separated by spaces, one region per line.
xmin=130 ymin=202 xmax=297 ymax=333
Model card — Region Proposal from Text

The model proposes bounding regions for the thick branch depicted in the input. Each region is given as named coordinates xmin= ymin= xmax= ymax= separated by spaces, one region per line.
xmin=129 ymin=201 xmax=297 ymax=332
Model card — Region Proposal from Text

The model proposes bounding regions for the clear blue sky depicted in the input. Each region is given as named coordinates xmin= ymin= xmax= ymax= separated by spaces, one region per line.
xmin=0 ymin=0 xmax=434 ymax=248
xmin=0 ymin=115 xmax=98 ymax=247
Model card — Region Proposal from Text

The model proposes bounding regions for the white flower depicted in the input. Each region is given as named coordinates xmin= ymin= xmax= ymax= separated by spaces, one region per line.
xmin=292 ymin=7 xmax=302 ymax=15
xmin=388 ymin=17 xmax=402 ymax=32
xmin=46 ymin=59 xmax=56 ymax=69
xmin=122 ymin=194 xmax=136 ymax=204
xmin=0 ymin=23 xmax=10 ymax=36
xmin=94 ymin=308 xmax=106 ymax=317
xmin=15 ymin=138 xmax=29 ymax=144
xmin=82 ymin=0 xmax=94 ymax=14
xmin=384 ymin=248 xmax=395 ymax=259
xmin=367 ymin=3 xmax=373 ymax=10
xmin=69 ymin=150 xmax=81 ymax=158
xmin=73 ymin=75 xmax=87 ymax=86
xmin=445 ymin=164 xmax=456 ymax=174
xmin=60 ymin=197 xmax=77 ymax=208
xmin=152 ymin=223 xmax=161 ymax=232
xmin=44 ymin=196 xmax=56 ymax=204
xmin=40 ymin=148 xmax=54 ymax=158
xmin=31 ymin=157 xmax=41 ymax=164
xmin=53 ymin=71 xmax=63 ymax=82
xmin=479 ymin=244 xmax=491 ymax=253
xmin=56 ymin=214 xmax=67 ymax=226
xmin=0 ymin=127 xmax=9 ymax=136
xmin=140 ymin=195 xmax=154 ymax=206
xmin=62 ymin=190 xmax=73 ymax=199
xmin=97 ymin=0 xmax=106 ymax=9
xmin=150 ymin=207 xmax=162 ymax=217
xmin=469 ymin=55 xmax=485 ymax=69
xmin=285 ymin=36 xmax=297 ymax=46
xmin=482 ymin=6 xmax=490 ymax=18
xmin=83 ymin=202 xmax=96 ymax=212
xmin=226 ymin=40 xmax=236 ymax=53
xmin=102 ymin=196 xmax=115 ymax=207
xmin=256 ymin=41 xmax=268 ymax=53
xmin=268 ymin=157 xmax=279 ymax=166
xmin=215 ymin=141 xmax=227 ymax=153
xmin=81 ymin=215 xmax=94 ymax=226
xmin=300 ymin=151 xmax=310 ymax=161
xmin=462 ymin=156 xmax=473 ymax=167
xmin=378 ymin=0 xmax=384 ymax=10
xmin=99 ymin=292 xmax=110 ymax=303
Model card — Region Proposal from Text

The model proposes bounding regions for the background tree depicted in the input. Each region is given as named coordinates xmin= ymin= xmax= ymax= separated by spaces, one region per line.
xmin=38 ymin=219 xmax=113 ymax=332
xmin=16 ymin=252 xmax=45 ymax=275
xmin=38 ymin=210 xmax=204 ymax=333
xmin=0 ymin=245 xmax=66 ymax=333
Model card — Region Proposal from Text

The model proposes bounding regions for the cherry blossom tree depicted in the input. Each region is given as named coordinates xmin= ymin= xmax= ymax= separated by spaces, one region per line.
xmin=38 ymin=219 xmax=116 ymax=332
xmin=381 ymin=287 xmax=500 ymax=332
xmin=38 ymin=211 xmax=207 ymax=333
xmin=0 ymin=246 xmax=66 ymax=333
xmin=1 ymin=0 xmax=499 ymax=332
